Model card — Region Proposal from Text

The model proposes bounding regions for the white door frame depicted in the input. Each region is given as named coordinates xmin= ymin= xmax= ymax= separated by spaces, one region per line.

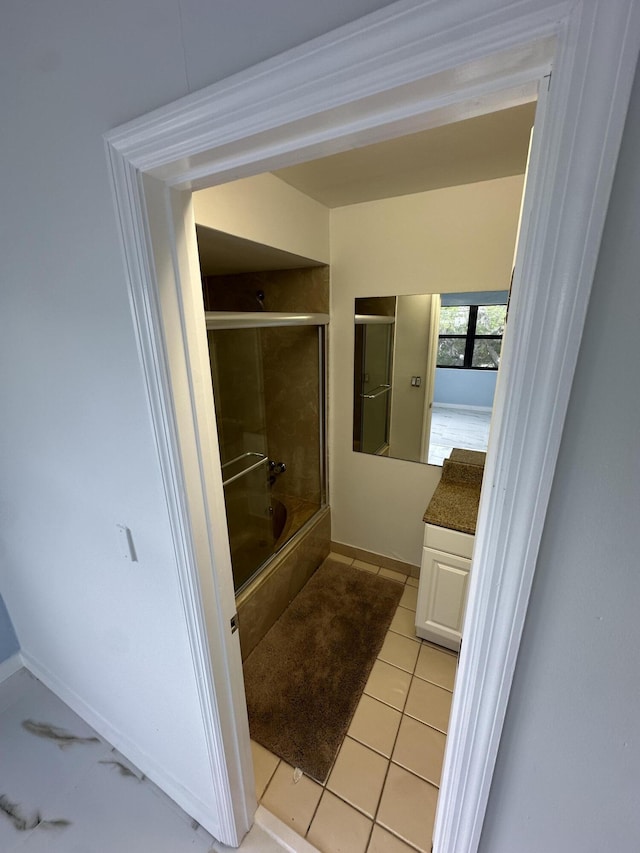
xmin=421 ymin=294 xmax=441 ymax=464
xmin=104 ymin=1 xmax=639 ymax=849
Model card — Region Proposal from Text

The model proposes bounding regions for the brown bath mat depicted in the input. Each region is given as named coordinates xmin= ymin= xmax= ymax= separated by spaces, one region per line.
xmin=243 ymin=558 xmax=404 ymax=782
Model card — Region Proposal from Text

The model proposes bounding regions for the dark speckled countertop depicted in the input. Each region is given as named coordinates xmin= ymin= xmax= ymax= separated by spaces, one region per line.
xmin=449 ymin=448 xmax=486 ymax=467
xmin=423 ymin=454 xmax=485 ymax=535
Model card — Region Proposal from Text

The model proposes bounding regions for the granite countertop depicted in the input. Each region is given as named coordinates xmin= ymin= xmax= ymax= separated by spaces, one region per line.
xmin=448 ymin=448 xmax=486 ymax=467
xmin=423 ymin=454 xmax=485 ymax=536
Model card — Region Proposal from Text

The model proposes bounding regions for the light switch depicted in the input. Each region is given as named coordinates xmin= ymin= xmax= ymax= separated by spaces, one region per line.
xmin=116 ymin=524 xmax=138 ymax=562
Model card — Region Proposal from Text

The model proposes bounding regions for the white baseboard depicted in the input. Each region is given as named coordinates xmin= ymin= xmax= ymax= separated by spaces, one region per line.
xmin=0 ymin=651 xmax=24 ymax=683
xmin=19 ymin=648 xmax=222 ymax=842
xmin=330 ymin=541 xmax=420 ymax=578
xmin=433 ymin=402 xmax=492 ymax=412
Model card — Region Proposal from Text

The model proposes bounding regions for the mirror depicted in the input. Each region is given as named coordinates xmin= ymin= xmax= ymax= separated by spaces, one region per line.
xmin=353 ymin=291 xmax=508 ymax=466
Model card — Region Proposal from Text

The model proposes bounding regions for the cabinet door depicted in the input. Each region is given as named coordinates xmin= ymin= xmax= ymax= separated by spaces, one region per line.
xmin=416 ymin=546 xmax=471 ymax=651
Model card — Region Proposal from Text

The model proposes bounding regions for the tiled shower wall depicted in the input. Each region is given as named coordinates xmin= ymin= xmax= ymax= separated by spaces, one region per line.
xmin=202 ymin=266 xmax=329 ymax=314
xmin=203 ymin=266 xmax=329 ymax=508
xmin=207 ymin=326 xmax=266 ymax=464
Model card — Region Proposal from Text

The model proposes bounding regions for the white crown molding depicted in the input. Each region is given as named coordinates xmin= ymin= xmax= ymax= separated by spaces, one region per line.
xmin=104 ymin=0 xmax=640 ymax=849
xmin=107 ymin=1 xmax=564 ymax=182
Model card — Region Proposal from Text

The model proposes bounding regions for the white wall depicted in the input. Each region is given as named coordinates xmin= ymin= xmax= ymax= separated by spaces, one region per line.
xmin=479 ymin=57 xmax=640 ymax=852
xmin=0 ymin=0 xmax=396 ymax=835
xmin=4 ymin=1 xmax=634 ymax=844
xmin=193 ymin=171 xmax=524 ymax=564
xmin=434 ymin=367 xmax=497 ymax=407
xmin=0 ymin=596 xmax=19 ymax=663
xmin=194 ymin=174 xmax=330 ymax=264
xmin=330 ymin=176 xmax=524 ymax=564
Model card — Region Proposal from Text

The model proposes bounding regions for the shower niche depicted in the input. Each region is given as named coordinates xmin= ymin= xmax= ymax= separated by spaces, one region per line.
xmin=201 ymin=265 xmax=330 ymax=654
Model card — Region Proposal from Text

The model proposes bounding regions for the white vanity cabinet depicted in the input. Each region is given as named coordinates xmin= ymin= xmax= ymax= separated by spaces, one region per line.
xmin=415 ymin=523 xmax=474 ymax=651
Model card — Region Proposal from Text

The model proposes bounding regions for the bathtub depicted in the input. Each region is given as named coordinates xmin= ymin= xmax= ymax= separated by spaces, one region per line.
xmin=235 ymin=504 xmax=330 ymax=659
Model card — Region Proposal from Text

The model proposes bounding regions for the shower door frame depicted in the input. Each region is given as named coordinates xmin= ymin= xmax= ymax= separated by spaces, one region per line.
xmin=354 ymin=314 xmax=396 ymax=456
xmin=206 ymin=311 xmax=329 ymax=595
xmin=105 ymin=1 xmax=639 ymax=849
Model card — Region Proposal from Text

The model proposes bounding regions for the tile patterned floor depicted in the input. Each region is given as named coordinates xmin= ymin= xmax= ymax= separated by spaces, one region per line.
xmin=0 ymin=554 xmax=456 ymax=853
xmin=428 ymin=404 xmax=491 ymax=466
xmin=251 ymin=553 xmax=459 ymax=853
xmin=0 ymin=669 xmax=223 ymax=852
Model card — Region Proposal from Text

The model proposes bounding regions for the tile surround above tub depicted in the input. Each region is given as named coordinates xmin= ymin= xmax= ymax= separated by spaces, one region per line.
xmin=236 ymin=507 xmax=330 ymax=659
xmin=202 ymin=266 xmax=329 ymax=315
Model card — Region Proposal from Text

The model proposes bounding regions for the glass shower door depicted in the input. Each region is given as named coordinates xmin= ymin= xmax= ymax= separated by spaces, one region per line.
xmin=221 ymin=452 xmax=275 ymax=591
xmin=358 ymin=321 xmax=394 ymax=454
xmin=207 ymin=327 xmax=275 ymax=592
xmin=206 ymin=313 xmax=327 ymax=595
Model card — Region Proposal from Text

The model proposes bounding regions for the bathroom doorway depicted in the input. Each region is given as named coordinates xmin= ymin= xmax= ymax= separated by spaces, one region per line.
xmin=190 ymin=103 xmax=530 ymax=851
xmin=105 ymin=2 xmax=633 ymax=846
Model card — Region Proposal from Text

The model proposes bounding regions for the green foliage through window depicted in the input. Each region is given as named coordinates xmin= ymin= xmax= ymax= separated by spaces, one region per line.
xmin=437 ymin=303 xmax=506 ymax=370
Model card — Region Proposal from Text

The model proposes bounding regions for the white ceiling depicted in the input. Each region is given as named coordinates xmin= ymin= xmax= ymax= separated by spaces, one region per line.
xmin=197 ymin=102 xmax=535 ymax=275
xmin=273 ymin=102 xmax=535 ymax=207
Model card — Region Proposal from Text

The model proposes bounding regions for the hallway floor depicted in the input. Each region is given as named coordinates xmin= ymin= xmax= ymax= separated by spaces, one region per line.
xmin=428 ymin=404 xmax=491 ymax=466
xmin=1 ymin=555 xmax=456 ymax=853
xmin=251 ymin=553 xmax=457 ymax=853
xmin=0 ymin=668 xmax=232 ymax=852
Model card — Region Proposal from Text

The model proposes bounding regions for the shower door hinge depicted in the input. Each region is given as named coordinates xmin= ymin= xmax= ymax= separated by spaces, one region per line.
xmin=230 ymin=613 xmax=239 ymax=634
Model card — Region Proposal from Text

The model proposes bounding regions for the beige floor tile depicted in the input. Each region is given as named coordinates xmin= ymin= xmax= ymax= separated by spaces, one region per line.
xmin=261 ymin=761 xmax=322 ymax=836
xmin=399 ymin=585 xmax=418 ymax=611
xmin=392 ymin=716 xmax=446 ymax=787
xmin=404 ymin=677 xmax=452 ymax=733
xmin=307 ymin=790 xmax=372 ymax=853
xmin=368 ymin=824 xmax=418 ymax=853
xmin=326 ymin=737 xmax=388 ymax=818
xmin=389 ymin=606 xmax=418 ymax=639
xmin=377 ymin=764 xmax=438 ymax=853
xmin=406 ymin=576 xmax=419 ymax=588
xmin=329 ymin=552 xmax=354 ymax=565
xmin=379 ymin=567 xmax=407 ymax=584
xmin=414 ymin=644 xmax=457 ymax=691
xmin=353 ymin=559 xmax=380 ymax=574
xmin=348 ymin=694 xmax=402 ymax=757
xmin=364 ymin=660 xmax=412 ymax=710
xmin=250 ymin=739 xmax=279 ymax=800
xmin=378 ymin=632 xmax=420 ymax=673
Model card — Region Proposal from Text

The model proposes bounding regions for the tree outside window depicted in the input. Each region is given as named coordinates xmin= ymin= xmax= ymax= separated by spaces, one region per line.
xmin=437 ymin=303 xmax=507 ymax=369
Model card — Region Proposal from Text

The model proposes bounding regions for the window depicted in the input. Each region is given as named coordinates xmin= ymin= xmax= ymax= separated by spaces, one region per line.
xmin=437 ymin=303 xmax=507 ymax=369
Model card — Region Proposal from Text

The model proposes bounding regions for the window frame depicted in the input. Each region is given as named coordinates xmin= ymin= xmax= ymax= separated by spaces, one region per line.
xmin=437 ymin=303 xmax=506 ymax=370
